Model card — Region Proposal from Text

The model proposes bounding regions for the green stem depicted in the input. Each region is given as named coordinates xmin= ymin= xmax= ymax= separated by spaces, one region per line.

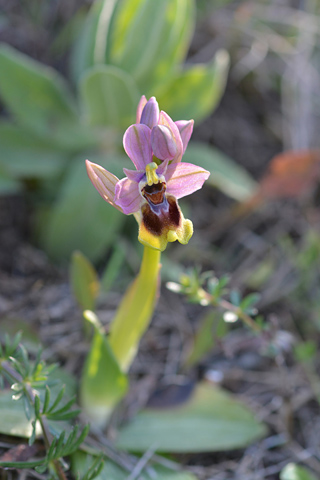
xmin=109 ymin=246 xmax=161 ymax=372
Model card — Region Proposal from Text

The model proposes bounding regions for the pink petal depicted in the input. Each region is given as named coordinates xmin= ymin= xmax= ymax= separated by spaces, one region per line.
xmin=140 ymin=96 xmax=159 ymax=128
xmin=159 ymin=111 xmax=183 ymax=164
xmin=151 ymin=125 xmax=177 ymax=160
xmin=136 ymin=95 xmax=147 ymax=123
xmin=123 ymin=168 xmax=145 ymax=183
xmin=156 ymin=158 xmax=170 ymax=176
xmin=166 ymin=162 xmax=210 ymax=199
xmin=86 ymin=160 xmax=123 ymax=212
xmin=175 ymin=120 xmax=194 ymax=154
xmin=123 ymin=124 xmax=152 ymax=170
xmin=114 ymin=177 xmax=142 ymax=215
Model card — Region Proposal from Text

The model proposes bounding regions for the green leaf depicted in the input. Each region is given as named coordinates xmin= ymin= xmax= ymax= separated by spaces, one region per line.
xmin=71 ymin=0 xmax=118 ymax=82
xmin=280 ymin=463 xmax=317 ymax=480
xmin=0 ymin=390 xmax=41 ymax=438
xmin=80 ymin=65 xmax=140 ymax=129
xmin=72 ymin=451 xmax=198 ymax=480
xmin=70 ymin=251 xmax=100 ymax=311
xmin=0 ymin=44 xmax=83 ymax=143
xmin=240 ymin=293 xmax=261 ymax=312
xmin=0 ymin=459 xmax=45 ymax=469
xmin=0 ymin=164 xmax=20 ymax=194
xmin=38 ymin=154 xmax=128 ymax=263
xmin=0 ymin=121 xmax=68 ymax=179
xmin=116 ymin=382 xmax=266 ymax=453
xmin=182 ymin=142 xmax=258 ymax=201
xmin=100 ymin=243 xmax=126 ymax=292
xmin=80 ymin=311 xmax=128 ymax=427
xmin=108 ymin=0 xmax=195 ymax=94
xmin=156 ymin=50 xmax=230 ymax=124
xmin=81 ymin=454 xmax=104 ymax=480
xmin=294 ymin=341 xmax=317 ymax=363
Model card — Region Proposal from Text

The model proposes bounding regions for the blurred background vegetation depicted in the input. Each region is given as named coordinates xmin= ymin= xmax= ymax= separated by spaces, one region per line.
xmin=1 ymin=0 xmax=320 ymax=479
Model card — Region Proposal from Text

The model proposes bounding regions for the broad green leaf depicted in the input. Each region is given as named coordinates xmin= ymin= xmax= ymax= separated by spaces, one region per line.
xmin=156 ymin=50 xmax=230 ymax=124
xmin=280 ymin=463 xmax=317 ymax=480
xmin=108 ymin=0 xmax=195 ymax=94
xmin=0 ymin=174 xmax=19 ymax=194
xmin=80 ymin=65 xmax=140 ymax=129
xmin=0 ymin=44 xmax=87 ymax=147
xmin=197 ymin=0 xmax=235 ymax=13
xmin=116 ymin=382 xmax=266 ymax=453
xmin=0 ymin=369 xmax=76 ymax=439
xmin=39 ymin=154 xmax=129 ymax=263
xmin=70 ymin=251 xmax=100 ymax=311
xmin=0 ymin=122 xmax=68 ymax=179
xmin=80 ymin=311 xmax=128 ymax=427
xmin=71 ymin=0 xmax=118 ymax=82
xmin=72 ymin=451 xmax=198 ymax=480
xmin=0 ymin=391 xmax=41 ymax=438
xmin=182 ymin=142 xmax=258 ymax=201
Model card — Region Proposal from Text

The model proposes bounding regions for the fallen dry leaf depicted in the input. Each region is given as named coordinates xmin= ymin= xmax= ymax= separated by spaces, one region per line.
xmin=0 ymin=443 xmax=42 ymax=463
xmin=259 ymin=150 xmax=320 ymax=199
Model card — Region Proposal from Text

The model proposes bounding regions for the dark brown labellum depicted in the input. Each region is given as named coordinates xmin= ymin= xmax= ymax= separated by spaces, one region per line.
xmin=141 ymin=194 xmax=181 ymax=237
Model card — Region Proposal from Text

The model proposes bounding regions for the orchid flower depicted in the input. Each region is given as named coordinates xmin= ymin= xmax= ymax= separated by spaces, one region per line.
xmin=86 ymin=96 xmax=210 ymax=252
xmin=82 ymin=98 xmax=210 ymax=419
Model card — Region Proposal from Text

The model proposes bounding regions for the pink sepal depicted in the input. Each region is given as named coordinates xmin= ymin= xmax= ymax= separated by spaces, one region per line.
xmin=114 ymin=177 xmax=143 ymax=215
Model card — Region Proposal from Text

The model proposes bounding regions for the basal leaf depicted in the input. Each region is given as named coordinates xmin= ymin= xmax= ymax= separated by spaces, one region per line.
xmin=0 ymin=44 xmax=81 ymax=142
xmin=0 ymin=121 xmax=68 ymax=179
xmin=108 ymin=0 xmax=195 ymax=94
xmin=71 ymin=0 xmax=118 ymax=82
xmin=80 ymin=311 xmax=128 ymax=427
xmin=80 ymin=65 xmax=140 ymax=129
xmin=182 ymin=142 xmax=258 ymax=201
xmin=116 ymin=382 xmax=266 ymax=453
xmin=0 ymin=391 xmax=41 ymax=438
xmin=0 ymin=174 xmax=19 ymax=195
xmin=70 ymin=251 xmax=100 ymax=311
xmin=72 ymin=451 xmax=198 ymax=480
xmin=156 ymin=50 xmax=230 ymax=124
xmin=39 ymin=154 xmax=129 ymax=263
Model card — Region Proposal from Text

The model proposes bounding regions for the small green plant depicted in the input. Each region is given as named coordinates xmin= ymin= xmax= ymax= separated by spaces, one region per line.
xmin=166 ymin=267 xmax=266 ymax=366
xmin=167 ymin=268 xmax=263 ymax=329
xmin=0 ymin=333 xmax=103 ymax=480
